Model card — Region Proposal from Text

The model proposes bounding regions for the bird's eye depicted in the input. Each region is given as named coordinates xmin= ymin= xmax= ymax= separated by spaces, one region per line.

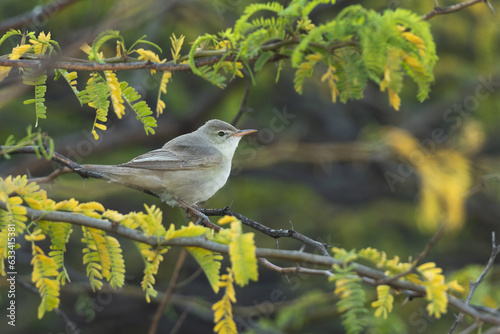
xmin=217 ymin=131 xmax=225 ymax=137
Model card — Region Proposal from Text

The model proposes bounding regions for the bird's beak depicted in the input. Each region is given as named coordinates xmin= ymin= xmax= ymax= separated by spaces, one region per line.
xmin=231 ymin=129 xmax=257 ymax=137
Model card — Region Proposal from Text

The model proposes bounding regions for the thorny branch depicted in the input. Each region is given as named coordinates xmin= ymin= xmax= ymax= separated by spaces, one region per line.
xmin=376 ymin=224 xmax=446 ymax=285
xmin=200 ymin=207 xmax=330 ymax=256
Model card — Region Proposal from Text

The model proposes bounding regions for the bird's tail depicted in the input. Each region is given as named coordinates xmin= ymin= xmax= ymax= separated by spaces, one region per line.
xmin=76 ymin=164 xmax=117 ymax=181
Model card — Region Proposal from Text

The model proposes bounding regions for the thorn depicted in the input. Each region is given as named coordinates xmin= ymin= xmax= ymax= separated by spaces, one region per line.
xmin=298 ymin=244 xmax=306 ymax=253
xmin=288 ymin=220 xmax=295 ymax=231
xmin=275 ymin=238 xmax=279 ymax=249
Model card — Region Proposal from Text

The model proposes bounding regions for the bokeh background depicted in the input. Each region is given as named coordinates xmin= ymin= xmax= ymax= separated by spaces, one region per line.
xmin=0 ymin=0 xmax=499 ymax=333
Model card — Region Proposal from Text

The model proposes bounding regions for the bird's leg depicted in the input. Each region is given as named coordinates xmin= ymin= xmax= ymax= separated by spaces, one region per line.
xmin=175 ymin=199 xmax=221 ymax=231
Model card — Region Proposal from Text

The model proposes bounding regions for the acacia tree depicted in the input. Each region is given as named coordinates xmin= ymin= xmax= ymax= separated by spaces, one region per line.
xmin=1 ymin=0 xmax=499 ymax=333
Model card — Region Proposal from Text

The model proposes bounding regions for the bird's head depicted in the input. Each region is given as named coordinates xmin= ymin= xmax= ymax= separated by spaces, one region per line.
xmin=199 ymin=119 xmax=257 ymax=155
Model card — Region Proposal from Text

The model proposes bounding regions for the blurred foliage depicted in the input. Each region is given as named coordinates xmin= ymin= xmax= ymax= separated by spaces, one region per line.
xmin=0 ymin=0 xmax=500 ymax=333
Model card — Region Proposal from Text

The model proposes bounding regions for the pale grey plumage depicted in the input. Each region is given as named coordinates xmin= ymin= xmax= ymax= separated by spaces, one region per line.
xmin=81 ymin=120 xmax=256 ymax=206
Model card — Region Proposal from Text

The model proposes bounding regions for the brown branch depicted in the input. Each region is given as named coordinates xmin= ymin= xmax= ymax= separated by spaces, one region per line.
xmin=0 ymin=58 xmax=195 ymax=72
xmin=1 ymin=145 xmax=81 ymax=170
xmin=258 ymin=258 xmax=334 ymax=278
xmin=149 ymin=249 xmax=188 ymax=334
xmin=422 ymin=0 xmax=496 ymax=21
xmin=449 ymin=232 xmax=500 ymax=334
xmin=0 ymin=39 xmax=297 ymax=73
xmin=0 ymin=0 xmax=84 ymax=34
xmin=28 ymin=166 xmax=74 ymax=183
xmin=199 ymin=207 xmax=331 ymax=256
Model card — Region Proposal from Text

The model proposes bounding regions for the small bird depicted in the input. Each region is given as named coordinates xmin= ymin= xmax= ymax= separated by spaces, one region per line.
xmin=80 ymin=119 xmax=256 ymax=207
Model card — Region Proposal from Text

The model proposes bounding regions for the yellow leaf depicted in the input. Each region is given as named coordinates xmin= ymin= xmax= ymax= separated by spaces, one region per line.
xmin=10 ymin=44 xmax=32 ymax=60
xmin=218 ymin=215 xmax=236 ymax=225
xmin=94 ymin=123 xmax=107 ymax=130
xmin=170 ymin=33 xmax=185 ymax=61
xmin=135 ymin=48 xmax=166 ymax=74
xmin=75 ymin=201 xmax=105 ymax=212
xmin=25 ymin=233 xmax=46 ymax=241
xmin=30 ymin=32 xmax=51 ymax=55
xmin=116 ymin=41 xmax=123 ymax=57
xmin=402 ymin=32 xmax=424 ymax=47
xmin=9 ymin=196 xmax=23 ymax=205
xmin=388 ymin=88 xmax=401 ymax=111
xmin=53 ymin=198 xmax=79 ymax=211
xmin=80 ymin=43 xmax=92 ymax=55
xmin=305 ymin=53 xmax=323 ymax=62
xmin=447 ymin=280 xmax=464 ymax=293
xmin=371 ymin=285 xmax=394 ymax=319
xmin=104 ymin=70 xmax=125 ymax=119
xmin=228 ymin=220 xmax=258 ymax=287
xmin=11 ymin=205 xmax=27 ymax=216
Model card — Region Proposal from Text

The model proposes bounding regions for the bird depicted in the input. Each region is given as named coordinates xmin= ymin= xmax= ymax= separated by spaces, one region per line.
xmin=80 ymin=119 xmax=257 ymax=207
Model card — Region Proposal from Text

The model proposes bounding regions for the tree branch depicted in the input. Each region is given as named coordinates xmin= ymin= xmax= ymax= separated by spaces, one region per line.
xmin=1 ymin=199 xmax=500 ymax=325
xmin=449 ymin=232 xmax=500 ymax=333
xmin=200 ymin=207 xmax=330 ymax=256
xmin=422 ymin=0 xmax=496 ymax=21
xmin=0 ymin=41 xmax=291 ymax=72
xmin=149 ymin=249 xmax=188 ymax=334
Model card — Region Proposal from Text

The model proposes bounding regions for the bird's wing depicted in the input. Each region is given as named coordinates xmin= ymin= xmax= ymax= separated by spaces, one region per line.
xmin=117 ymin=146 xmax=222 ymax=171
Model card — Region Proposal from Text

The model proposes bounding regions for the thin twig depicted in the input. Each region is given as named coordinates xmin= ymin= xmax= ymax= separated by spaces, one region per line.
xmin=232 ymin=75 xmax=252 ymax=127
xmin=200 ymin=207 xmax=331 ymax=256
xmin=422 ymin=0 xmax=495 ymax=21
xmin=169 ymin=309 xmax=189 ymax=334
xmin=449 ymin=232 xmax=500 ymax=334
xmin=149 ymin=249 xmax=188 ymax=334
xmin=28 ymin=166 xmax=74 ymax=183
xmin=377 ymin=224 xmax=445 ymax=285
xmin=175 ymin=267 xmax=203 ymax=289
xmin=258 ymin=258 xmax=334 ymax=277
